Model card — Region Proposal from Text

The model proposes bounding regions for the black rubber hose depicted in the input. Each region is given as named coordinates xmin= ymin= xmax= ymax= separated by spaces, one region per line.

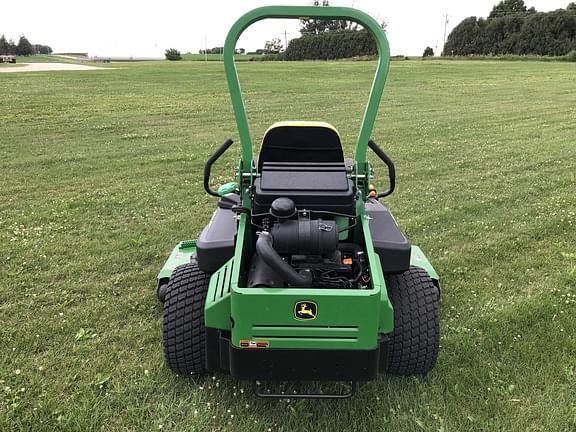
xmin=256 ymin=232 xmax=312 ymax=288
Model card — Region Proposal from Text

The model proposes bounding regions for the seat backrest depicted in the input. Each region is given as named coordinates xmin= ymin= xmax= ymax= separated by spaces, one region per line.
xmin=258 ymin=121 xmax=344 ymax=172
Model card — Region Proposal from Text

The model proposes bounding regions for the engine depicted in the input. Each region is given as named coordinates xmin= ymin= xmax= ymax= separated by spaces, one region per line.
xmin=247 ymin=198 xmax=370 ymax=289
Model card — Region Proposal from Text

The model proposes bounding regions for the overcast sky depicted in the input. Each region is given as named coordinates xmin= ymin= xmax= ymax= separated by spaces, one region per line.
xmin=2 ymin=0 xmax=571 ymax=57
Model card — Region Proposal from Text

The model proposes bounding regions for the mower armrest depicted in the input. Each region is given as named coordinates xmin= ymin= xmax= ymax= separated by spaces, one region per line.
xmin=368 ymin=139 xmax=396 ymax=198
xmin=204 ymin=138 xmax=234 ymax=197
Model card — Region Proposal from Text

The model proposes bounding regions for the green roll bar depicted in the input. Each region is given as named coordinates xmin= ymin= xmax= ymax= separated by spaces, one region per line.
xmin=223 ymin=5 xmax=390 ymax=177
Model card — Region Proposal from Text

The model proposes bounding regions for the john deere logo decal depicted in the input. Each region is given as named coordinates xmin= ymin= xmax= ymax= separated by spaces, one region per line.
xmin=294 ymin=301 xmax=317 ymax=320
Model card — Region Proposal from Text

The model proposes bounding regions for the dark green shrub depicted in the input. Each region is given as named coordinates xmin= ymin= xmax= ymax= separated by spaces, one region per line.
xmin=285 ymin=30 xmax=376 ymax=60
xmin=423 ymin=47 xmax=434 ymax=57
xmin=165 ymin=48 xmax=182 ymax=61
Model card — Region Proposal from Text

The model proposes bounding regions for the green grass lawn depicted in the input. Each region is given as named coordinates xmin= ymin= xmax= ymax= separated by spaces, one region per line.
xmin=1 ymin=59 xmax=575 ymax=431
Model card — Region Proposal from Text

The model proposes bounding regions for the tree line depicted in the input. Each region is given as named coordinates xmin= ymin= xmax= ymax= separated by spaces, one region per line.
xmin=190 ymin=1 xmax=382 ymax=61
xmin=285 ymin=30 xmax=376 ymax=60
xmin=0 ymin=34 xmax=52 ymax=55
xmin=282 ymin=0 xmax=382 ymax=60
xmin=443 ymin=1 xmax=576 ymax=56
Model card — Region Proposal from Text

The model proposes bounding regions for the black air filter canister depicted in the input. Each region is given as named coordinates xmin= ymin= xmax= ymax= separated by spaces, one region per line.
xmin=270 ymin=219 xmax=338 ymax=256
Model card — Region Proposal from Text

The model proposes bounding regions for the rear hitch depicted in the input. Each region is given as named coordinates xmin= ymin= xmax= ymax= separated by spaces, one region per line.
xmin=252 ymin=381 xmax=359 ymax=400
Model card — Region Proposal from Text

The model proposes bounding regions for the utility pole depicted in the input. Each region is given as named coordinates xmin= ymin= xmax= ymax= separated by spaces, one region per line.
xmin=442 ymin=13 xmax=449 ymax=54
xmin=283 ymin=30 xmax=288 ymax=52
xmin=204 ymin=37 xmax=207 ymax=62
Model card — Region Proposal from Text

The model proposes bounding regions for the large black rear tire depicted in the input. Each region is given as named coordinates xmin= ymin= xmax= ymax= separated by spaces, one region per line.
xmin=382 ymin=266 xmax=440 ymax=375
xmin=163 ymin=262 xmax=210 ymax=375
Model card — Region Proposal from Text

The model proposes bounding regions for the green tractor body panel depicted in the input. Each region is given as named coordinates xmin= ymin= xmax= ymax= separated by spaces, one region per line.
xmin=231 ymin=286 xmax=380 ymax=350
xmin=204 ymin=259 xmax=234 ymax=330
xmin=411 ymin=245 xmax=440 ymax=281
xmin=157 ymin=240 xmax=197 ymax=286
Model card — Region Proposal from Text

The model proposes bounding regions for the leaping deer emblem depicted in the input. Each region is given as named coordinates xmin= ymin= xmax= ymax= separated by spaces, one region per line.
xmin=296 ymin=302 xmax=316 ymax=319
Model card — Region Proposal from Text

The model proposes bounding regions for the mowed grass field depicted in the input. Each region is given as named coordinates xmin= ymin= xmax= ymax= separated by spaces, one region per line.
xmin=1 ymin=59 xmax=575 ymax=431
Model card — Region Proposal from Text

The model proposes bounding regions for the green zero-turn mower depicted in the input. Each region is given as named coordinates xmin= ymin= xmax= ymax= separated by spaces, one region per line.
xmin=156 ymin=6 xmax=440 ymax=399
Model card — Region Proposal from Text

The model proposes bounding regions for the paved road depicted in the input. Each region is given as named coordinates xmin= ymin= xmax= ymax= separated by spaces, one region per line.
xmin=0 ymin=62 xmax=108 ymax=73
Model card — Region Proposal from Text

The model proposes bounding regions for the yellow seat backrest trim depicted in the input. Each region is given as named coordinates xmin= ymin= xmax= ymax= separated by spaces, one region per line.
xmin=263 ymin=121 xmax=341 ymax=141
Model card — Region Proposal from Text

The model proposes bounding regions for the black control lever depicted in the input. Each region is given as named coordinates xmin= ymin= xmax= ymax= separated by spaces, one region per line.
xmin=204 ymin=138 xmax=234 ymax=197
xmin=367 ymin=139 xmax=396 ymax=198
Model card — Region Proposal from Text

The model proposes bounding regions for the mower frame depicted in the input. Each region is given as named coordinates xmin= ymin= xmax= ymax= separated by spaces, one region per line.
xmin=157 ymin=6 xmax=440 ymax=399
xmin=223 ymin=6 xmax=390 ymax=205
